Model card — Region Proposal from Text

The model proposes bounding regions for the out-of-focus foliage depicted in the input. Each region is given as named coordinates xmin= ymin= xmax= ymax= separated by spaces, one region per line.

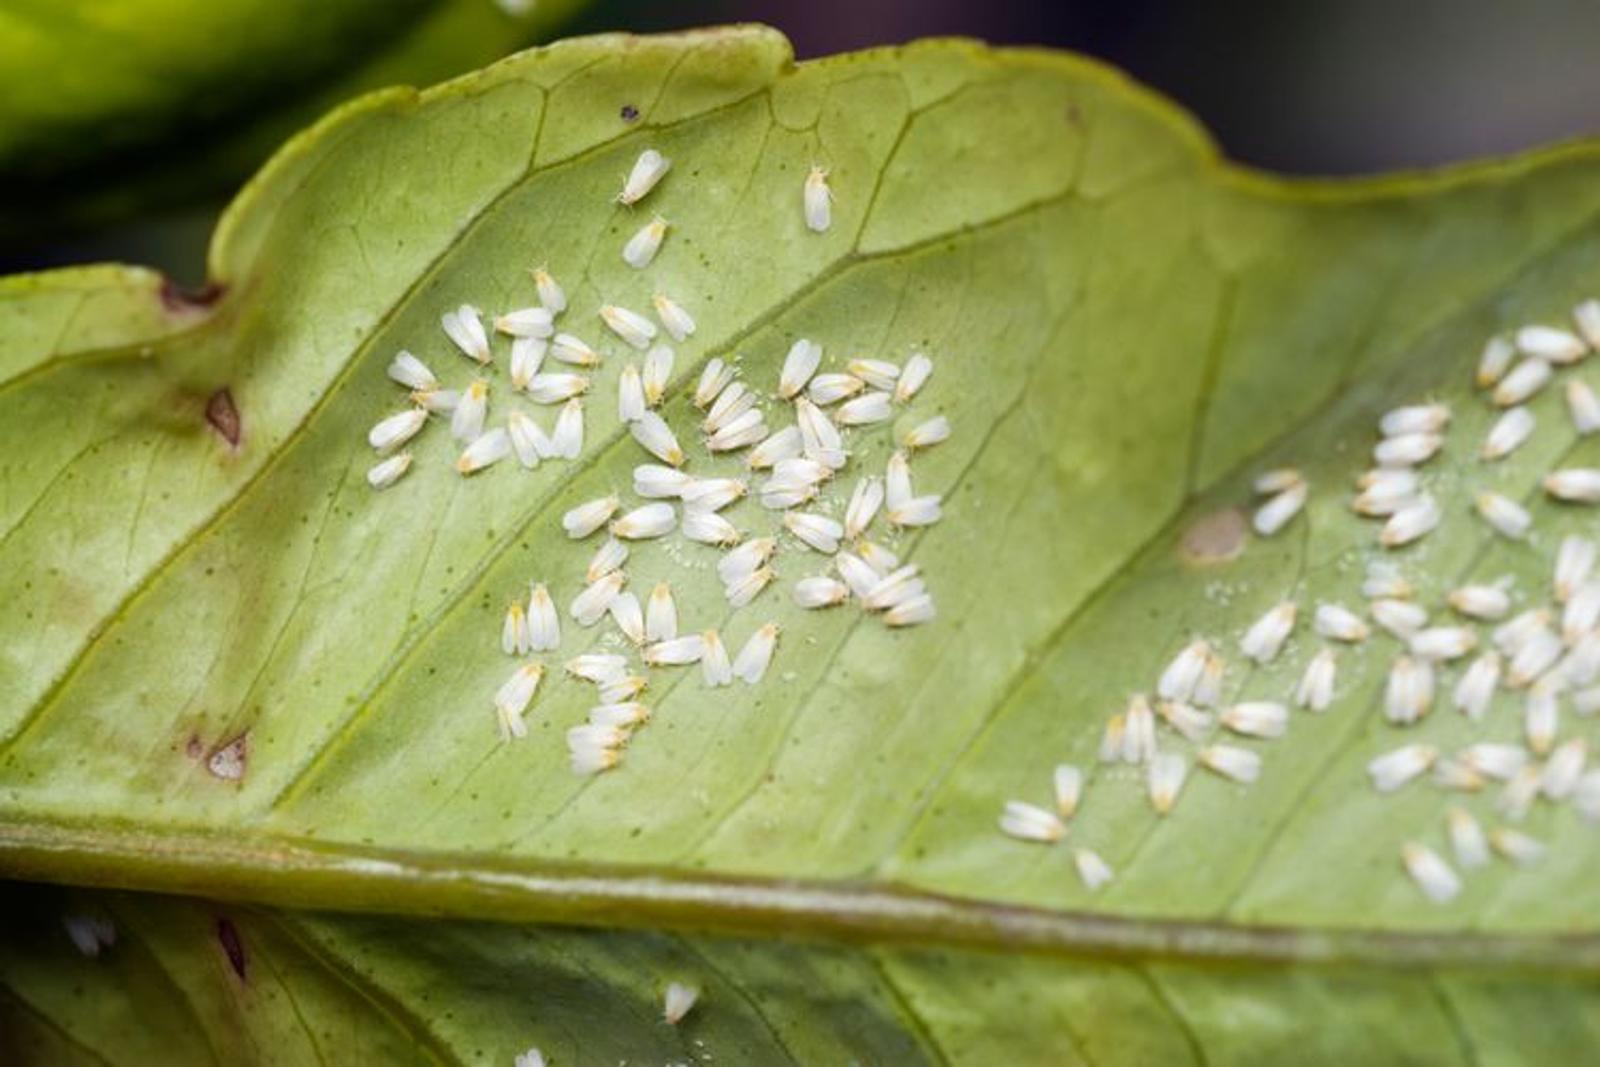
xmin=0 ymin=0 xmax=584 ymax=239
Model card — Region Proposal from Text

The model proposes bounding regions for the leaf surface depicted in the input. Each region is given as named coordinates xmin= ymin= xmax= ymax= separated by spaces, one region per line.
xmin=1 ymin=26 xmax=1600 ymax=974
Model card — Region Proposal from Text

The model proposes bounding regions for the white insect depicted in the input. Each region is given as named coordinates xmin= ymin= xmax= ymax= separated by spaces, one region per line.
xmin=1446 ymin=807 xmax=1490 ymax=869
xmin=1313 ymin=603 xmax=1369 ymax=643
xmin=1054 ymin=764 xmax=1083 ymax=817
xmin=1556 ymin=536 xmax=1598 ymax=601
xmin=622 ymin=215 xmax=669 ymax=269
xmin=570 ymin=573 xmax=625 ymax=626
xmin=451 ymin=379 xmax=489 ymax=441
xmin=1367 ymin=744 xmax=1437 ymax=792
xmin=455 ymin=427 xmax=511 ymax=474
xmin=618 ymin=365 xmax=647 ymax=423
xmin=1493 ymin=358 xmax=1553 ymax=406
xmin=1253 ymin=482 xmax=1307 ymax=536
xmin=999 ymin=800 xmax=1065 ymax=843
xmin=1447 ymin=583 xmax=1510 ymax=621
xmin=611 ymin=502 xmax=676 ymax=541
xmin=551 ymin=398 xmax=584 ymax=458
xmin=646 ymin=583 xmax=677 ymax=642
xmin=1074 ymin=848 xmax=1114 ymax=891
xmin=1545 ymin=468 xmax=1600 ymax=503
xmin=838 ymin=391 xmax=902 ymax=425
xmin=779 ymin=339 xmax=823 ymax=399
xmin=550 ymin=333 xmax=600 ymax=366
xmin=532 ymin=266 xmax=566 ymax=312
xmin=510 ymin=337 xmax=547 ymax=390
xmin=701 ymin=630 xmax=734 ymax=687
xmin=1475 ymin=335 xmax=1515 ymax=388
xmin=1517 ymin=324 xmax=1586 ymax=362
xmin=844 ymin=476 xmax=885 ymax=539
xmin=1409 ymin=627 xmax=1477 ymax=662
xmin=784 ymin=511 xmax=844 ymax=553
xmin=441 ymin=304 xmax=490 ymax=363
xmin=733 ymin=624 xmax=779 ymax=684
xmin=599 ymin=304 xmax=657 ymax=350
xmin=1295 ymin=648 xmax=1337 ymax=711
xmin=527 ymin=584 xmax=560 ymax=651
xmin=387 ymin=351 xmax=438 ymax=391
xmin=367 ymin=408 xmax=426 ymax=454
xmin=1401 ymin=842 xmax=1461 ymax=903
xmin=643 ymin=345 xmax=674 ymax=405
xmin=901 ymin=415 xmax=951 ymax=451
xmin=1490 ymin=827 xmax=1547 ymax=867
xmin=1452 ymin=652 xmax=1500 ymax=720
xmin=1198 ymin=744 xmax=1261 ymax=783
xmin=895 ymin=353 xmax=933 ymax=403
xmin=630 ymin=411 xmax=686 ymax=466
xmin=1379 ymin=403 xmax=1449 ymax=436
xmin=526 ymin=373 xmax=589 ymax=404
xmin=1480 ymin=406 xmax=1535 ymax=460
xmin=1373 ymin=432 xmax=1442 ymax=468
xmin=1383 ymin=656 xmax=1434 ymax=725
xmin=1381 ymin=494 xmax=1441 ymax=546
xmin=682 ymin=477 xmax=748 ymax=512
xmin=662 ymin=981 xmax=699 ymax=1025
xmin=804 ymin=165 xmax=833 ymax=232
xmin=494 ymin=306 xmax=555 ymax=338
xmin=366 ymin=452 xmax=412 ymax=490
xmin=645 ymin=633 xmax=707 ymax=666
xmin=1147 ymin=752 xmax=1188 ymax=815
xmin=794 ymin=575 xmax=850 ymax=608
xmin=694 ymin=358 xmax=735 ymax=408
xmin=1240 ymin=601 xmax=1296 ymax=664
xmin=563 ymin=495 xmax=620 ymax=539
xmin=1220 ymin=701 xmax=1288 ymax=739
xmin=618 ymin=149 xmax=670 ymax=205
xmin=1569 ymin=380 xmax=1600 ymax=435
xmin=681 ymin=509 xmax=741 ymax=546
xmin=502 ymin=602 xmax=530 ymax=656
xmin=652 ymin=293 xmax=696 ymax=341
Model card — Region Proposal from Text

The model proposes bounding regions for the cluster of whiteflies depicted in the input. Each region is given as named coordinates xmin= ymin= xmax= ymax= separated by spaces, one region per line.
xmin=359 ymin=148 xmax=947 ymax=775
xmin=362 ymin=150 xmax=835 ymax=490
xmin=525 ymin=334 xmax=945 ymax=774
xmin=1001 ymin=297 xmax=1600 ymax=904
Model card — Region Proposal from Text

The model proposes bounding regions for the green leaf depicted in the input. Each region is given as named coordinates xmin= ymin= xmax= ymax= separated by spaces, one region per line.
xmin=0 ymin=0 xmax=585 ymax=238
xmin=6 ymin=886 xmax=1600 ymax=1065
xmin=2 ymin=22 xmax=1600 ymax=991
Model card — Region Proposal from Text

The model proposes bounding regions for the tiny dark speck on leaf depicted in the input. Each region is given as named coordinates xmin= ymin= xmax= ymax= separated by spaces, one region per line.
xmin=216 ymin=917 xmax=247 ymax=980
xmin=620 ymin=103 xmax=639 ymax=122
xmin=206 ymin=389 xmax=241 ymax=447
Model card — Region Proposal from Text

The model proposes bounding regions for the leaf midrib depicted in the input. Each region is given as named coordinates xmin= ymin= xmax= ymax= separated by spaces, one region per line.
xmin=4 ymin=815 xmax=1598 ymax=970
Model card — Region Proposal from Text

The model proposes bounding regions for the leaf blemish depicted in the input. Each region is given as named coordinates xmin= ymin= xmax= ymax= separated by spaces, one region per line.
xmin=216 ymin=917 xmax=247 ymax=980
xmin=205 ymin=388 xmax=242 ymax=447
xmin=1179 ymin=508 xmax=1248 ymax=565
xmin=158 ymin=278 xmax=224 ymax=317
xmin=206 ymin=734 xmax=248 ymax=781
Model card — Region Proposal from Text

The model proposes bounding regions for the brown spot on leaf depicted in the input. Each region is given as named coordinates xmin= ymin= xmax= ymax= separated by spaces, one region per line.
xmin=185 ymin=734 xmax=203 ymax=759
xmin=1180 ymin=508 xmax=1248 ymax=565
xmin=158 ymin=278 xmax=224 ymax=315
xmin=620 ymin=103 xmax=639 ymax=122
xmin=205 ymin=389 xmax=241 ymax=447
xmin=216 ymin=918 xmax=246 ymax=980
xmin=206 ymin=735 xmax=247 ymax=781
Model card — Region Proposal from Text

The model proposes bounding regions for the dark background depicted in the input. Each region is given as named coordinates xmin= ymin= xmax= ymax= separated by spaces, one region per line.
xmin=18 ymin=0 xmax=1600 ymax=283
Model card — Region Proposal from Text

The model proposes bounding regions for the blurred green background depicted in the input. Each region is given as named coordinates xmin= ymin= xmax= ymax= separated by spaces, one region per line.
xmin=5 ymin=0 xmax=1600 ymax=286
